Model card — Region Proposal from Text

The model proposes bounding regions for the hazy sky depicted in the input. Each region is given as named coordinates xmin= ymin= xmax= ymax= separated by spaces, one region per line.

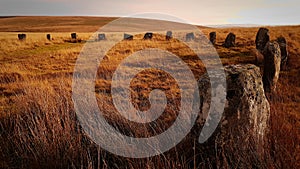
xmin=0 ymin=0 xmax=299 ymax=25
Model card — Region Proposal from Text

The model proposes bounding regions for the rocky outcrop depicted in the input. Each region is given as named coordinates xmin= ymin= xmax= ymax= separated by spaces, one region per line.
xmin=223 ymin=32 xmax=236 ymax=48
xmin=263 ymin=41 xmax=281 ymax=93
xmin=256 ymin=28 xmax=270 ymax=52
xmin=194 ymin=64 xmax=270 ymax=168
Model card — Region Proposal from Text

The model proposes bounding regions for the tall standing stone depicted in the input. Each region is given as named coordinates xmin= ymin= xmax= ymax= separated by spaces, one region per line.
xmin=262 ymin=41 xmax=281 ymax=93
xmin=194 ymin=64 xmax=270 ymax=168
xmin=255 ymin=28 xmax=270 ymax=52
xmin=223 ymin=32 xmax=235 ymax=48
xmin=209 ymin=32 xmax=216 ymax=45
xmin=276 ymin=36 xmax=288 ymax=69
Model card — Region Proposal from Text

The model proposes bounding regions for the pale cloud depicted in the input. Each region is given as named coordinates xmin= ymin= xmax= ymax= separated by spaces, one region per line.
xmin=230 ymin=0 xmax=300 ymax=25
xmin=67 ymin=0 xmax=264 ymax=24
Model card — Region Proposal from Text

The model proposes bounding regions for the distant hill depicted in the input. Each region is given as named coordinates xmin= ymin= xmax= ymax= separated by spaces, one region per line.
xmin=0 ymin=16 xmax=117 ymax=32
xmin=206 ymin=24 xmax=262 ymax=28
xmin=0 ymin=16 xmax=210 ymax=32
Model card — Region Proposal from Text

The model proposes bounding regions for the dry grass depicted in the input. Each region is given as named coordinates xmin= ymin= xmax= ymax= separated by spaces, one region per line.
xmin=0 ymin=17 xmax=299 ymax=168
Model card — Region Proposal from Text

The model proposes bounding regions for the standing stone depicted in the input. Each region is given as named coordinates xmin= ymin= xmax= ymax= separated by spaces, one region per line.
xmin=166 ymin=31 xmax=172 ymax=40
xmin=98 ymin=34 xmax=106 ymax=41
xmin=209 ymin=32 xmax=216 ymax=45
xmin=186 ymin=32 xmax=195 ymax=41
xmin=262 ymin=41 xmax=281 ymax=93
xmin=223 ymin=33 xmax=236 ymax=48
xmin=18 ymin=34 xmax=26 ymax=40
xmin=255 ymin=28 xmax=270 ymax=52
xmin=124 ymin=33 xmax=133 ymax=40
xmin=46 ymin=34 xmax=51 ymax=41
xmin=194 ymin=64 xmax=270 ymax=168
xmin=276 ymin=36 xmax=288 ymax=69
xmin=71 ymin=33 xmax=77 ymax=39
xmin=143 ymin=32 xmax=153 ymax=40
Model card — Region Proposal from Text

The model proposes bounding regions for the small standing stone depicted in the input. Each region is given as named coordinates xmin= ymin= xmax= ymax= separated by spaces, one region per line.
xmin=166 ymin=31 xmax=172 ymax=40
xmin=46 ymin=34 xmax=51 ymax=41
xmin=124 ymin=33 xmax=133 ymax=40
xmin=98 ymin=34 xmax=106 ymax=41
xmin=262 ymin=41 xmax=281 ymax=93
xmin=71 ymin=33 xmax=77 ymax=39
xmin=143 ymin=32 xmax=153 ymax=40
xmin=223 ymin=32 xmax=235 ymax=48
xmin=18 ymin=34 xmax=26 ymax=40
xmin=209 ymin=32 xmax=216 ymax=45
xmin=276 ymin=36 xmax=288 ymax=69
xmin=255 ymin=28 xmax=270 ymax=52
xmin=186 ymin=32 xmax=195 ymax=41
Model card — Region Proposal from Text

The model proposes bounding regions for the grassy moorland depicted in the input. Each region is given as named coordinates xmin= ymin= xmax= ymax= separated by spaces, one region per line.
xmin=0 ymin=16 xmax=299 ymax=168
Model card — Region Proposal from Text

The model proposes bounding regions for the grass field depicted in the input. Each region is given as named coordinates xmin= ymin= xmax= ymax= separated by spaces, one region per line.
xmin=0 ymin=16 xmax=299 ymax=168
